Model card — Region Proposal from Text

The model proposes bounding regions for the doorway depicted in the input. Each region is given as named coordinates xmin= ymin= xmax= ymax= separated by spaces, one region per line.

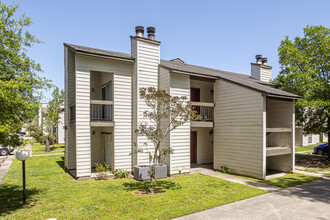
xmin=190 ymin=131 xmax=197 ymax=164
xmin=190 ymin=88 xmax=200 ymax=102
xmin=102 ymin=132 xmax=113 ymax=169
xmin=191 ymin=88 xmax=200 ymax=115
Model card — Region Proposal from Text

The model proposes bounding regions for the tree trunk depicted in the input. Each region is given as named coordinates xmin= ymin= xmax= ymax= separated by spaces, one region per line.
xmin=147 ymin=147 xmax=159 ymax=193
xmin=45 ymin=134 xmax=50 ymax=152
xmin=148 ymin=166 xmax=154 ymax=193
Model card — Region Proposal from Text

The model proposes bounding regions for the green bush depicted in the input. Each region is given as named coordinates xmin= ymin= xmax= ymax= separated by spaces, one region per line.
xmin=28 ymin=125 xmax=43 ymax=143
xmin=113 ymin=169 xmax=129 ymax=179
xmin=220 ymin=165 xmax=229 ymax=173
xmin=95 ymin=162 xmax=111 ymax=180
xmin=40 ymin=135 xmax=56 ymax=145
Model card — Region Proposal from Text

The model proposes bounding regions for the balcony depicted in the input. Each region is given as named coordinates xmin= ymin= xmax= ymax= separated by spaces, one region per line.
xmin=266 ymin=130 xmax=292 ymax=156
xmin=191 ymin=102 xmax=214 ymax=128
xmin=90 ymin=100 xmax=113 ymax=127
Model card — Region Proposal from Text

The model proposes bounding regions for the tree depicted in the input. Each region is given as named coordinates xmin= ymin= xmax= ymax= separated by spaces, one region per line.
xmin=134 ymin=87 xmax=200 ymax=193
xmin=0 ymin=2 xmax=50 ymax=147
xmin=274 ymin=25 xmax=329 ymax=159
xmin=43 ymin=87 xmax=64 ymax=152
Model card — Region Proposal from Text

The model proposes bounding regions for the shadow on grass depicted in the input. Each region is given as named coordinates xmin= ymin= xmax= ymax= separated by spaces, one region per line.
xmin=0 ymin=184 xmax=42 ymax=217
xmin=56 ymin=156 xmax=65 ymax=171
xmin=50 ymin=145 xmax=65 ymax=152
xmin=296 ymin=154 xmax=330 ymax=169
xmin=123 ymin=179 xmax=182 ymax=192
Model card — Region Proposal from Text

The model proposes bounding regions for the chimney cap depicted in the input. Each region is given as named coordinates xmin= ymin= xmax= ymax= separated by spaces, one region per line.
xmin=147 ymin=26 xmax=155 ymax=34
xmin=147 ymin=26 xmax=156 ymax=40
xmin=135 ymin=26 xmax=144 ymax=37
xmin=261 ymin=57 xmax=268 ymax=65
xmin=255 ymin=54 xmax=262 ymax=64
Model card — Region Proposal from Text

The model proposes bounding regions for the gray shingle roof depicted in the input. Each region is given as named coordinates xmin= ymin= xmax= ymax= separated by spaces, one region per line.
xmin=160 ymin=60 xmax=300 ymax=99
xmin=64 ymin=43 xmax=133 ymax=61
xmin=64 ymin=43 xmax=299 ymax=99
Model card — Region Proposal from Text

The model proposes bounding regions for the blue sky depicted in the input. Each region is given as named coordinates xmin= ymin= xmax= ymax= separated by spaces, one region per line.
xmin=11 ymin=0 xmax=330 ymax=100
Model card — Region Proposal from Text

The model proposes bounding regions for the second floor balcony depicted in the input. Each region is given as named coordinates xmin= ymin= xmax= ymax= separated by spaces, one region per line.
xmin=191 ymin=102 xmax=214 ymax=128
xmin=70 ymin=100 xmax=114 ymax=127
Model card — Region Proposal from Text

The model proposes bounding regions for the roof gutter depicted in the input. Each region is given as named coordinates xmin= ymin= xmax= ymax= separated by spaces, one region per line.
xmin=65 ymin=44 xmax=134 ymax=63
xmin=265 ymin=93 xmax=300 ymax=100
xmin=217 ymin=77 xmax=300 ymax=100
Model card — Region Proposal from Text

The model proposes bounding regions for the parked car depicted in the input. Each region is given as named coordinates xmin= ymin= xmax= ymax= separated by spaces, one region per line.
xmin=0 ymin=144 xmax=15 ymax=156
xmin=313 ymin=143 xmax=328 ymax=155
xmin=18 ymin=132 xmax=26 ymax=136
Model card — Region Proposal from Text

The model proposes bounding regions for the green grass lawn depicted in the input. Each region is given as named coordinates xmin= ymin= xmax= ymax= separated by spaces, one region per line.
xmin=295 ymin=142 xmax=326 ymax=152
xmin=259 ymin=173 xmax=321 ymax=188
xmin=215 ymin=171 xmax=321 ymax=188
xmin=295 ymin=153 xmax=330 ymax=175
xmin=0 ymin=155 xmax=266 ymax=219
xmin=31 ymin=142 xmax=64 ymax=155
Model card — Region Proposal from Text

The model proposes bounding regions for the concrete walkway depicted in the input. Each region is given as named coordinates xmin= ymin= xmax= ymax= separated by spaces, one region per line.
xmin=295 ymin=170 xmax=330 ymax=179
xmin=0 ymin=153 xmax=16 ymax=185
xmin=175 ymin=178 xmax=330 ymax=220
xmin=190 ymin=167 xmax=281 ymax=191
xmin=25 ymin=144 xmax=33 ymax=156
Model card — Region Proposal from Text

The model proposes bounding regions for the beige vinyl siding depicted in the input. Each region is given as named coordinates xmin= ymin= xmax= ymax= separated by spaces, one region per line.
xmin=158 ymin=67 xmax=171 ymax=171
xmin=214 ymin=79 xmax=264 ymax=179
xmin=251 ymin=64 xmax=260 ymax=81
xmin=64 ymin=48 xmax=76 ymax=170
xmin=75 ymin=54 xmax=133 ymax=175
xmin=260 ymin=68 xmax=271 ymax=82
xmin=131 ymin=39 xmax=160 ymax=166
xmin=266 ymin=98 xmax=293 ymax=128
xmin=113 ymin=71 xmax=132 ymax=171
xmin=131 ymin=38 xmax=138 ymax=168
xmin=251 ymin=64 xmax=271 ymax=82
xmin=170 ymin=73 xmax=190 ymax=174
xmin=75 ymin=62 xmax=91 ymax=177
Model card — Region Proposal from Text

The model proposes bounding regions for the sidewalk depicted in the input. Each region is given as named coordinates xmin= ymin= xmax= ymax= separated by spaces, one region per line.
xmin=190 ymin=167 xmax=281 ymax=191
xmin=0 ymin=152 xmax=16 ymax=185
xmin=175 ymin=178 xmax=330 ymax=220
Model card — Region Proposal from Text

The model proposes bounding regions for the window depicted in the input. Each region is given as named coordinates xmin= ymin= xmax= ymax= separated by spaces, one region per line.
xmin=101 ymin=81 xmax=112 ymax=101
xmin=308 ymin=134 xmax=312 ymax=143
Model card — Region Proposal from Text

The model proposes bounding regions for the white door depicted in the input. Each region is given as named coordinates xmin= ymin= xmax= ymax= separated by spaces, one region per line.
xmin=103 ymin=133 xmax=112 ymax=168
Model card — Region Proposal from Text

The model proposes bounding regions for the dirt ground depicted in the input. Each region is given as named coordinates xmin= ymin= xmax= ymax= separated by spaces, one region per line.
xmin=295 ymin=153 xmax=330 ymax=175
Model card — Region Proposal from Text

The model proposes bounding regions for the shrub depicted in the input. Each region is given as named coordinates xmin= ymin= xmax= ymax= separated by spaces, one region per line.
xmin=28 ymin=125 xmax=43 ymax=143
xmin=95 ymin=162 xmax=111 ymax=180
xmin=220 ymin=165 xmax=229 ymax=173
xmin=40 ymin=135 xmax=56 ymax=145
xmin=113 ymin=169 xmax=129 ymax=179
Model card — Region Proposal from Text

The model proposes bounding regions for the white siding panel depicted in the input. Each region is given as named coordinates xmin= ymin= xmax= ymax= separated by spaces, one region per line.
xmin=74 ymin=54 xmax=133 ymax=176
xmin=114 ymin=72 xmax=132 ymax=171
xmin=170 ymin=73 xmax=190 ymax=174
xmin=131 ymin=38 xmax=160 ymax=167
xmin=64 ymin=48 xmax=76 ymax=170
xmin=75 ymin=66 xmax=91 ymax=177
xmin=214 ymin=79 xmax=264 ymax=179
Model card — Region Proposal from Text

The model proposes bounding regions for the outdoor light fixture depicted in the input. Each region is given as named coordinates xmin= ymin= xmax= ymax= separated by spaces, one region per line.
xmin=16 ymin=149 xmax=30 ymax=205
